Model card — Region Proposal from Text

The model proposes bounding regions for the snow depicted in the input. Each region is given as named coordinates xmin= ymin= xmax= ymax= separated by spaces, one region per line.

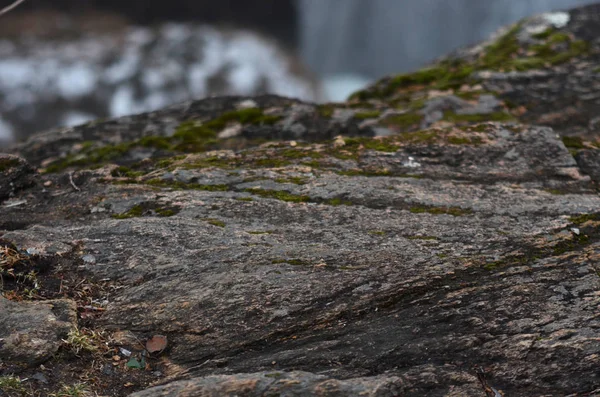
xmin=0 ymin=23 xmax=320 ymax=142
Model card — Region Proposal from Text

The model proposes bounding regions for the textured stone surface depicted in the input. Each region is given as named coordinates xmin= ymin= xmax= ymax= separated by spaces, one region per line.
xmin=129 ymin=371 xmax=408 ymax=397
xmin=2 ymin=4 xmax=600 ymax=397
xmin=0 ymin=297 xmax=76 ymax=366
xmin=0 ymin=154 xmax=35 ymax=202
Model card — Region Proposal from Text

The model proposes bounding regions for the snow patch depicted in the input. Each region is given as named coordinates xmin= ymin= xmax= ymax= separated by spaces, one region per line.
xmin=543 ymin=12 xmax=570 ymax=28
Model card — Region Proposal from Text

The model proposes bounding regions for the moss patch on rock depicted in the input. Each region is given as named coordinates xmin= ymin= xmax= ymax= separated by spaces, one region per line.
xmin=44 ymin=108 xmax=282 ymax=173
xmin=244 ymin=188 xmax=310 ymax=203
xmin=350 ymin=22 xmax=591 ymax=103
xmin=0 ymin=158 xmax=21 ymax=172
xmin=112 ymin=202 xmax=181 ymax=219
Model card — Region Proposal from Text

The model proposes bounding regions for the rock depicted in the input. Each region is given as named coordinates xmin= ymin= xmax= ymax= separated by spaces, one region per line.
xmin=0 ymin=154 xmax=35 ymax=202
xmin=128 ymin=371 xmax=409 ymax=397
xmin=2 ymin=3 xmax=600 ymax=397
xmin=0 ymin=297 xmax=76 ymax=366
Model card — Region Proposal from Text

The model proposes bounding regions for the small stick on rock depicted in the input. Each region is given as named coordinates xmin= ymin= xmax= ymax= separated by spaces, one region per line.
xmin=69 ymin=172 xmax=81 ymax=191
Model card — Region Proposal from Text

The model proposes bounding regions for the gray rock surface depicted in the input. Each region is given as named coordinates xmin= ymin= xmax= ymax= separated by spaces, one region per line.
xmin=0 ymin=297 xmax=76 ymax=366
xmin=2 ymin=4 xmax=600 ymax=397
xmin=129 ymin=371 xmax=407 ymax=397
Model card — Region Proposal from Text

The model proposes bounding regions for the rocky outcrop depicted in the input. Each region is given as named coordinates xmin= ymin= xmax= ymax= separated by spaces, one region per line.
xmin=1 ymin=4 xmax=600 ymax=397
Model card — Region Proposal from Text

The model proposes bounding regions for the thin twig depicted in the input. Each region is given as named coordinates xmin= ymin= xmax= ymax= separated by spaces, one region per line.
xmin=0 ymin=0 xmax=26 ymax=18
xmin=69 ymin=171 xmax=81 ymax=191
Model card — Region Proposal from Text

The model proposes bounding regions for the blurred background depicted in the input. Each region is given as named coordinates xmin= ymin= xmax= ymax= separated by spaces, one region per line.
xmin=0 ymin=0 xmax=598 ymax=144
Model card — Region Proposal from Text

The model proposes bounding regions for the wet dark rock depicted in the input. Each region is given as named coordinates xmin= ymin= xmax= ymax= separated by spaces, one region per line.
xmin=2 ymin=4 xmax=600 ymax=397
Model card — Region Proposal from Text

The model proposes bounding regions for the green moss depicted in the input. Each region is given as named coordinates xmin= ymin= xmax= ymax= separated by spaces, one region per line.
xmin=389 ymin=60 xmax=475 ymax=92
xmin=0 ymin=376 xmax=26 ymax=396
xmin=368 ymin=230 xmax=386 ymax=236
xmin=480 ymin=24 xmax=588 ymax=71
xmin=325 ymin=197 xmax=353 ymax=206
xmin=443 ymin=111 xmax=514 ymax=123
xmin=205 ymin=218 xmax=226 ymax=227
xmin=481 ymin=24 xmax=521 ymax=70
xmin=562 ymin=136 xmax=585 ymax=149
xmin=381 ymin=113 xmax=423 ymax=128
xmin=437 ymin=253 xmax=448 ymax=259
xmin=317 ymin=104 xmax=335 ymax=118
xmin=407 ymin=235 xmax=438 ymax=240
xmin=545 ymin=188 xmax=572 ymax=195
xmin=155 ymin=207 xmax=177 ymax=217
xmin=265 ymin=372 xmax=284 ymax=379
xmin=111 ymin=166 xmax=144 ymax=178
xmin=137 ymin=135 xmax=172 ymax=149
xmin=0 ymin=158 xmax=19 ymax=172
xmin=363 ymin=140 xmax=399 ymax=152
xmin=236 ymin=197 xmax=254 ymax=202
xmin=547 ymin=32 xmax=570 ymax=44
xmin=111 ymin=203 xmax=178 ymax=219
xmin=397 ymin=130 xmax=439 ymax=144
xmin=349 ymin=23 xmax=591 ymax=103
xmin=349 ymin=59 xmax=475 ymax=101
xmin=279 ymin=149 xmax=324 ymax=160
xmin=145 ymin=179 xmax=229 ymax=191
xmin=247 ymin=230 xmax=274 ymax=234
xmin=45 ymin=142 xmax=132 ymax=173
xmin=447 ymin=135 xmax=483 ymax=145
xmin=301 ymin=159 xmax=326 ymax=168
xmin=275 ymin=176 xmax=308 ymax=185
xmin=112 ymin=204 xmax=145 ymax=219
xmin=409 ymin=205 xmax=471 ymax=216
xmin=354 ymin=110 xmax=382 ymax=119
xmin=245 ymin=188 xmax=310 ymax=203
xmin=156 ymin=155 xmax=187 ymax=168
xmin=172 ymin=121 xmax=218 ymax=151
xmin=532 ymin=28 xmax=555 ymax=40
xmin=483 ymin=221 xmax=598 ymax=271
xmin=511 ymin=57 xmax=547 ymax=71
xmin=404 ymin=97 xmax=428 ymax=111
xmin=569 ymin=213 xmax=600 ymax=224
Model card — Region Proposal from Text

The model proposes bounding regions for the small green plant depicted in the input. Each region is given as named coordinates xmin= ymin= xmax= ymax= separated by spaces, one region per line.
xmin=50 ymin=383 xmax=91 ymax=397
xmin=62 ymin=327 xmax=101 ymax=355
xmin=0 ymin=376 xmax=27 ymax=396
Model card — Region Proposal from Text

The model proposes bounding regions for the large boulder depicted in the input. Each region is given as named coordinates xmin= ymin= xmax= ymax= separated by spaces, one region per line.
xmin=1 ymin=4 xmax=600 ymax=397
